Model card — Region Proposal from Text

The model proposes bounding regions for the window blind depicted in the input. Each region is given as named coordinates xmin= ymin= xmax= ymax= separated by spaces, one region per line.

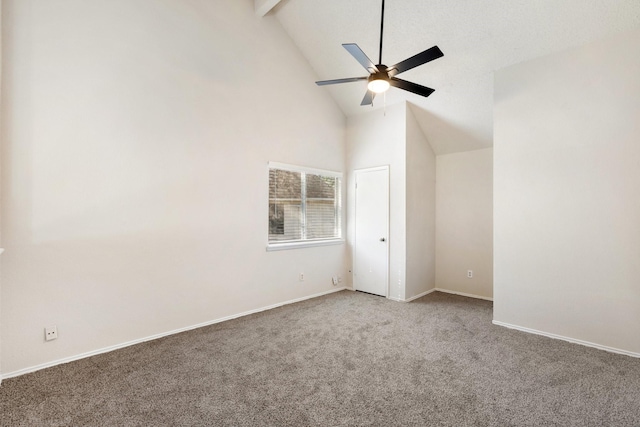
xmin=268 ymin=163 xmax=342 ymax=244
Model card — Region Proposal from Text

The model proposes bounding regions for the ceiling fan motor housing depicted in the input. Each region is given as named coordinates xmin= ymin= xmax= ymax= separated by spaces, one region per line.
xmin=369 ymin=66 xmax=389 ymax=81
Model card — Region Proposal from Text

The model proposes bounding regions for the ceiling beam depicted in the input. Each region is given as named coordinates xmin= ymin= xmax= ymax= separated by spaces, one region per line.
xmin=255 ymin=0 xmax=281 ymax=17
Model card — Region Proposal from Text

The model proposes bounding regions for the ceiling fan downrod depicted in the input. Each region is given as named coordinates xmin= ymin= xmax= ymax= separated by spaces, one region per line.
xmin=378 ymin=0 xmax=385 ymax=65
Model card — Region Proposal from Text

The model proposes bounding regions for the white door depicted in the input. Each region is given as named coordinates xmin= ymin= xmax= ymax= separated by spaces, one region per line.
xmin=354 ymin=166 xmax=389 ymax=297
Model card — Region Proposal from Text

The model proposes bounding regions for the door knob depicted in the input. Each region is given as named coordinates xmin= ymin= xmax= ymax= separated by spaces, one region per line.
xmin=380 ymin=237 xmax=386 ymax=242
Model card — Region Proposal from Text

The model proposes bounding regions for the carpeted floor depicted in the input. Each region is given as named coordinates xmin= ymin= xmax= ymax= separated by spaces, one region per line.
xmin=1 ymin=290 xmax=639 ymax=426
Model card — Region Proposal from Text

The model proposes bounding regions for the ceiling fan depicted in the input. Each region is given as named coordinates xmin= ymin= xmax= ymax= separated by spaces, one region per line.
xmin=316 ymin=0 xmax=443 ymax=106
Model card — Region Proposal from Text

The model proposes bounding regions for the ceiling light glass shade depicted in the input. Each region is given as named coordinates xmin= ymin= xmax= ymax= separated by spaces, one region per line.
xmin=368 ymin=78 xmax=390 ymax=93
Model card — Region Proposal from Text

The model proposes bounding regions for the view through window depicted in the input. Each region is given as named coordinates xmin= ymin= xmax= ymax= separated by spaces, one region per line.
xmin=268 ymin=163 xmax=342 ymax=245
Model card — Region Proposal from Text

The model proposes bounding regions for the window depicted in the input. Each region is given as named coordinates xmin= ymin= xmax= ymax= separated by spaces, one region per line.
xmin=268 ymin=162 xmax=343 ymax=250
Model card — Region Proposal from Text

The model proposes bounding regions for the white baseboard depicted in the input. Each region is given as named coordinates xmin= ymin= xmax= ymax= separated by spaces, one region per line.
xmin=405 ymin=288 xmax=438 ymax=302
xmin=385 ymin=288 xmax=492 ymax=303
xmin=385 ymin=289 xmax=437 ymax=303
xmin=492 ymin=320 xmax=640 ymax=359
xmin=434 ymin=288 xmax=493 ymax=302
xmin=1 ymin=287 xmax=348 ymax=381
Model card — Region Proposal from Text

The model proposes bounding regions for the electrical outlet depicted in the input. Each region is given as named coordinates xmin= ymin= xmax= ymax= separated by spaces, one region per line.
xmin=332 ymin=276 xmax=338 ymax=286
xmin=337 ymin=275 xmax=342 ymax=283
xmin=299 ymin=273 xmax=304 ymax=281
xmin=45 ymin=326 xmax=58 ymax=341
xmin=467 ymin=270 xmax=473 ymax=279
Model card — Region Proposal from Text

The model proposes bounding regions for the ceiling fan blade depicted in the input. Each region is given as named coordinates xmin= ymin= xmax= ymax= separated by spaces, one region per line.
xmin=343 ymin=44 xmax=379 ymax=73
xmin=388 ymin=46 xmax=443 ymax=77
xmin=360 ymin=90 xmax=376 ymax=106
xmin=316 ymin=76 xmax=368 ymax=86
xmin=390 ymin=78 xmax=435 ymax=98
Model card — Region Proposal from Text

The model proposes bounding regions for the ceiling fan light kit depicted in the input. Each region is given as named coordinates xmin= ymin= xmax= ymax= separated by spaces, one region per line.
xmin=367 ymin=74 xmax=390 ymax=93
xmin=315 ymin=0 xmax=443 ymax=106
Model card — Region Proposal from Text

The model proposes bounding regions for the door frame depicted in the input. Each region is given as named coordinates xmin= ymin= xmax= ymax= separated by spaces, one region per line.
xmin=353 ymin=165 xmax=390 ymax=298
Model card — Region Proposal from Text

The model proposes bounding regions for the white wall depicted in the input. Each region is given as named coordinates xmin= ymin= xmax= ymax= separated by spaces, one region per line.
xmin=494 ymin=29 xmax=640 ymax=355
xmin=435 ymin=148 xmax=493 ymax=299
xmin=1 ymin=0 xmax=347 ymax=375
xmin=405 ymin=105 xmax=436 ymax=300
xmin=0 ymin=0 xmax=3 ymax=386
xmin=347 ymin=102 xmax=438 ymax=302
xmin=346 ymin=104 xmax=406 ymax=300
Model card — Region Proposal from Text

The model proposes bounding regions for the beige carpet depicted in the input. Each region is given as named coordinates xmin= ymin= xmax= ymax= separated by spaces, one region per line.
xmin=1 ymin=290 xmax=639 ymax=426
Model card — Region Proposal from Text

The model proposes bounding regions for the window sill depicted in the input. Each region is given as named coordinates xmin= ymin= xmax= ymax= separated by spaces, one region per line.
xmin=266 ymin=239 xmax=344 ymax=252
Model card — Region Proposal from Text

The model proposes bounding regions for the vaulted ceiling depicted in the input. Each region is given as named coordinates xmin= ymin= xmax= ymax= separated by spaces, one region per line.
xmin=266 ymin=0 xmax=640 ymax=154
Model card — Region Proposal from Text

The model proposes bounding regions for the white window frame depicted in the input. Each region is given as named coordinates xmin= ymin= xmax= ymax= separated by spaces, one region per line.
xmin=267 ymin=161 xmax=344 ymax=251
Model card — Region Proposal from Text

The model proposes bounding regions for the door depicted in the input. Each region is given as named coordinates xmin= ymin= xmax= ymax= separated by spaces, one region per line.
xmin=354 ymin=166 xmax=389 ymax=297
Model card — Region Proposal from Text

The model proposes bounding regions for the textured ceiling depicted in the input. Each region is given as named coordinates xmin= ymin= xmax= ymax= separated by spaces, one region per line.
xmin=273 ymin=0 xmax=640 ymax=154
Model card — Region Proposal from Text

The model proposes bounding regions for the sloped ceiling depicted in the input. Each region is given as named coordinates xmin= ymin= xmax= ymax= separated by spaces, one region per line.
xmin=272 ymin=0 xmax=640 ymax=154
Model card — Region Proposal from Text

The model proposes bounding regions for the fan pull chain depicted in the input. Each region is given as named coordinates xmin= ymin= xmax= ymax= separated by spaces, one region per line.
xmin=384 ymin=91 xmax=387 ymax=116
